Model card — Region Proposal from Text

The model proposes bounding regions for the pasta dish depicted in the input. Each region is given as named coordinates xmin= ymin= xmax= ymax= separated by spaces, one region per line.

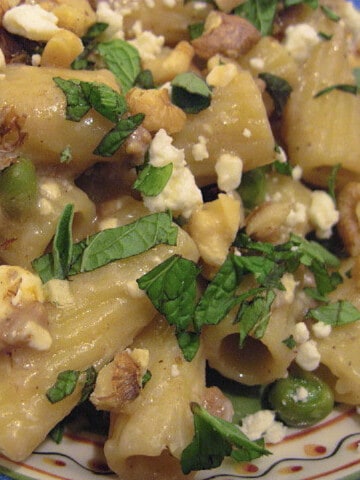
xmin=0 ymin=0 xmax=359 ymax=478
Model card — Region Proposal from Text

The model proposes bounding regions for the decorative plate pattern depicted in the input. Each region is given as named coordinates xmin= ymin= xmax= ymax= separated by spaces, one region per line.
xmin=1 ymin=405 xmax=360 ymax=480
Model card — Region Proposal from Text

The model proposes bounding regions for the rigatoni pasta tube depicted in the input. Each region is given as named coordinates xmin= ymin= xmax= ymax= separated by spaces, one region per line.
xmin=103 ymin=317 xmax=206 ymax=480
xmin=0 ymin=223 xmax=198 ymax=462
xmin=283 ymin=25 xmax=360 ymax=188
xmin=0 ymin=65 xmax=120 ymax=177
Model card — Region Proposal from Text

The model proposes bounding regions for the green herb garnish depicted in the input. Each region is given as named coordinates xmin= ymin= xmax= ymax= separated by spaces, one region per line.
xmin=133 ymin=163 xmax=173 ymax=196
xmin=171 ymin=72 xmax=212 ymax=113
xmin=259 ymin=72 xmax=292 ymax=116
xmin=32 ymin=208 xmax=178 ymax=283
xmin=181 ymin=402 xmax=270 ymax=474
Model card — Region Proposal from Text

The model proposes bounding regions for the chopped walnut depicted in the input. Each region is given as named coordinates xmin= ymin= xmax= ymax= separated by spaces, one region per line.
xmin=0 ymin=106 xmax=27 ymax=168
xmin=337 ymin=181 xmax=360 ymax=256
xmin=191 ymin=11 xmax=261 ymax=60
xmin=126 ymin=87 xmax=186 ymax=135
xmin=123 ymin=124 xmax=152 ymax=167
xmin=0 ymin=265 xmax=52 ymax=352
xmin=91 ymin=348 xmax=149 ymax=412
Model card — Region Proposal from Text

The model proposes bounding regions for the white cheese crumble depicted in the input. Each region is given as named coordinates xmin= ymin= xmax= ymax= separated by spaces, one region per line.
xmin=96 ymin=1 xmax=125 ymax=40
xmin=192 ymin=136 xmax=209 ymax=162
xmin=242 ymin=128 xmax=252 ymax=138
xmin=171 ymin=363 xmax=180 ymax=377
xmin=274 ymin=272 xmax=298 ymax=306
xmin=343 ymin=1 xmax=360 ymax=44
xmin=283 ymin=23 xmax=321 ymax=62
xmin=292 ymin=165 xmax=303 ymax=181
xmin=128 ymin=21 xmax=164 ymax=61
xmin=240 ymin=410 xmax=287 ymax=444
xmin=142 ymin=129 xmax=203 ymax=218
xmin=274 ymin=145 xmax=287 ymax=164
xmin=215 ymin=153 xmax=243 ymax=193
xmin=249 ymin=56 xmax=265 ymax=70
xmin=3 ymin=4 xmax=60 ymax=42
xmin=312 ymin=321 xmax=332 ymax=339
xmin=296 ymin=339 xmax=321 ymax=371
xmin=291 ymin=386 xmax=309 ymax=402
xmin=294 ymin=322 xmax=310 ymax=344
xmin=309 ymin=190 xmax=339 ymax=239
xmin=286 ymin=202 xmax=307 ymax=228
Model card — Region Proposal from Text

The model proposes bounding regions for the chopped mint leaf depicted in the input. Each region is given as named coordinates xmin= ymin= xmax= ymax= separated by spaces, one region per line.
xmin=318 ymin=31 xmax=333 ymax=40
xmin=96 ymin=39 xmax=141 ymax=93
xmin=237 ymin=290 xmax=276 ymax=347
xmin=188 ymin=22 xmax=205 ymax=40
xmin=93 ymin=113 xmax=144 ymax=157
xmin=273 ymin=159 xmax=293 ymax=176
xmin=142 ymin=370 xmax=152 ymax=388
xmin=133 ymin=163 xmax=173 ymax=196
xmin=82 ymin=22 xmax=109 ymax=41
xmin=321 ymin=5 xmax=340 ymax=21
xmin=80 ymin=81 xmax=127 ymax=122
xmin=284 ymin=0 xmax=318 ymax=7
xmin=46 ymin=370 xmax=80 ymax=403
xmin=282 ymin=335 xmax=296 ymax=349
xmin=176 ymin=331 xmax=201 ymax=362
xmin=171 ymin=72 xmax=212 ymax=113
xmin=53 ymin=77 xmax=91 ymax=121
xmin=307 ymin=300 xmax=360 ymax=326
xmin=234 ymin=0 xmax=278 ymax=35
xmin=181 ymin=402 xmax=270 ymax=474
xmin=194 ymin=255 xmax=240 ymax=331
xmin=137 ymin=255 xmax=200 ymax=331
xmin=236 ymin=167 xmax=267 ymax=210
xmin=314 ymin=84 xmax=359 ymax=98
xmin=52 ymin=203 xmax=74 ymax=280
xmin=134 ymin=69 xmax=155 ymax=89
xmin=49 ymin=421 xmax=65 ymax=444
xmin=32 ymin=210 xmax=178 ymax=283
xmin=80 ymin=366 xmax=97 ymax=403
xmin=327 ymin=163 xmax=341 ymax=202
xmin=259 ymin=72 xmax=292 ymax=117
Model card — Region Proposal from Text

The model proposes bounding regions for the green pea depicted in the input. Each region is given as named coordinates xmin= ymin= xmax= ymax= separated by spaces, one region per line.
xmin=0 ymin=157 xmax=38 ymax=219
xmin=267 ymin=370 xmax=334 ymax=428
xmin=237 ymin=167 xmax=266 ymax=210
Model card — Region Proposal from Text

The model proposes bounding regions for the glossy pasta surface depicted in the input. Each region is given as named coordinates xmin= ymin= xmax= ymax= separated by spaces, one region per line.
xmin=0 ymin=0 xmax=359 ymax=479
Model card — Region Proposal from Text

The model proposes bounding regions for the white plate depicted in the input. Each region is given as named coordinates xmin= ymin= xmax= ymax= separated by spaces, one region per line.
xmin=1 ymin=404 xmax=360 ymax=480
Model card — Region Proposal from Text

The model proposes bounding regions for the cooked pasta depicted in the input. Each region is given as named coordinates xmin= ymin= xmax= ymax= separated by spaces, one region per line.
xmin=0 ymin=0 xmax=359 ymax=478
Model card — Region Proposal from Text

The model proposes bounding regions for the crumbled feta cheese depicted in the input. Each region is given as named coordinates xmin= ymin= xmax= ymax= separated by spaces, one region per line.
xmin=44 ymin=279 xmax=75 ymax=307
xmin=312 ymin=321 xmax=332 ymax=339
xmin=3 ymin=4 xmax=60 ymax=42
xmin=291 ymin=386 xmax=309 ymax=402
xmin=309 ymin=190 xmax=339 ymax=239
xmin=292 ymin=165 xmax=303 ymax=181
xmin=240 ymin=410 xmax=287 ymax=444
xmin=294 ymin=322 xmax=310 ymax=344
xmin=286 ymin=202 xmax=307 ymax=228
xmin=96 ymin=1 xmax=125 ymax=39
xmin=277 ymin=273 xmax=298 ymax=305
xmin=39 ymin=180 xmax=62 ymax=200
xmin=215 ymin=153 xmax=243 ymax=192
xmin=31 ymin=53 xmax=41 ymax=66
xmin=206 ymin=63 xmax=238 ymax=87
xmin=249 ymin=56 xmax=265 ymax=70
xmin=283 ymin=23 xmax=321 ymax=62
xmin=192 ymin=136 xmax=209 ymax=162
xmin=343 ymin=1 xmax=360 ymax=43
xmin=128 ymin=21 xmax=164 ymax=61
xmin=274 ymin=145 xmax=287 ymax=164
xmin=242 ymin=128 xmax=252 ymax=138
xmin=296 ymin=339 xmax=321 ymax=371
xmin=171 ymin=363 xmax=180 ymax=377
xmin=142 ymin=129 xmax=203 ymax=218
